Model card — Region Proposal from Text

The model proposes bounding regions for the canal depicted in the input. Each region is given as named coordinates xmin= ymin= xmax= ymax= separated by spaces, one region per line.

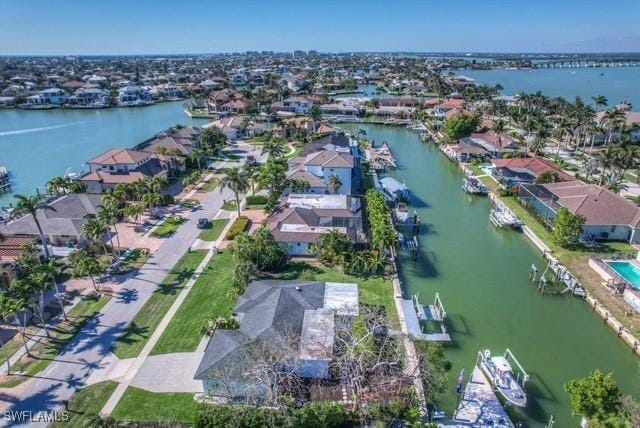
xmin=343 ymin=123 xmax=640 ymax=427
xmin=0 ymin=101 xmax=208 ymax=206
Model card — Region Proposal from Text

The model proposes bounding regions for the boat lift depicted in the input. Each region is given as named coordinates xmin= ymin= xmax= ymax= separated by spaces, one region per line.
xmin=477 ymin=348 xmax=530 ymax=391
xmin=402 ymin=292 xmax=451 ymax=342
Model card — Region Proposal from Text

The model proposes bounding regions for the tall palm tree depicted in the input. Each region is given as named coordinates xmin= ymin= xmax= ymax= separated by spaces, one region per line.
xmin=0 ymin=292 xmax=30 ymax=359
xmin=39 ymin=258 xmax=66 ymax=320
xmin=13 ymin=194 xmax=56 ymax=260
xmin=125 ymin=204 xmax=144 ymax=226
xmin=72 ymin=253 xmax=105 ymax=292
xmin=243 ymin=163 xmax=260 ymax=195
xmin=83 ymin=218 xmax=109 ymax=255
xmin=220 ymin=168 xmax=249 ymax=217
xmin=592 ymin=95 xmax=608 ymax=113
xmin=189 ymin=148 xmax=207 ymax=170
xmin=262 ymin=139 xmax=285 ymax=159
xmin=98 ymin=204 xmax=122 ymax=256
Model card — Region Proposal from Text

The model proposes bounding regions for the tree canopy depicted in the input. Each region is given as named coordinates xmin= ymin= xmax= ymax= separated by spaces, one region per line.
xmin=551 ymin=208 xmax=585 ymax=248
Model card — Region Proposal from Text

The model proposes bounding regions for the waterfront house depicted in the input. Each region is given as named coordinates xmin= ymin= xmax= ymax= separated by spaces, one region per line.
xmin=194 ymin=280 xmax=359 ymax=398
xmin=518 ymin=181 xmax=640 ymax=243
xmin=141 ymin=125 xmax=202 ymax=158
xmin=491 ymin=157 xmax=573 ymax=189
xmin=320 ymin=100 xmax=364 ymax=117
xmin=268 ymin=194 xmax=364 ymax=255
xmin=0 ymin=194 xmax=103 ymax=246
xmin=230 ymin=72 xmax=248 ymax=86
xmin=117 ymin=85 xmax=152 ymax=105
xmin=301 ymin=133 xmax=354 ymax=157
xmin=271 ymin=96 xmax=317 ymax=115
xmin=220 ymin=99 xmax=248 ymax=115
xmin=68 ymin=87 xmax=108 ymax=106
xmin=431 ymin=98 xmax=465 ymax=118
xmin=206 ymin=116 xmax=264 ymax=141
xmin=286 ymin=150 xmax=354 ymax=195
xmin=81 ymin=148 xmax=171 ymax=193
xmin=462 ymin=131 xmax=520 ymax=158
xmin=26 ymin=88 xmax=69 ymax=106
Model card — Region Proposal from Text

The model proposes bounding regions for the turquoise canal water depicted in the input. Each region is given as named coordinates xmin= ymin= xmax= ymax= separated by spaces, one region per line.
xmin=342 ymin=124 xmax=640 ymax=427
xmin=459 ymin=67 xmax=640 ymax=107
xmin=0 ymin=102 xmax=208 ymax=206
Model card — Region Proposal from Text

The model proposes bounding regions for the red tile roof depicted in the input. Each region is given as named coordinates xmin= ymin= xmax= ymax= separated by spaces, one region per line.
xmin=492 ymin=157 xmax=574 ymax=181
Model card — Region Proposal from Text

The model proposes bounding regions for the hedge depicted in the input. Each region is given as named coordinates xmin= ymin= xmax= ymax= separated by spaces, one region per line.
xmin=245 ymin=195 xmax=268 ymax=205
xmin=225 ymin=216 xmax=250 ymax=240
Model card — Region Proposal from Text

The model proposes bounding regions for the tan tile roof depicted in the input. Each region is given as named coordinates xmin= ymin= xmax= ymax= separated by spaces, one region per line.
xmin=304 ymin=151 xmax=353 ymax=168
xmin=544 ymin=181 xmax=640 ymax=227
xmin=88 ymin=149 xmax=150 ymax=166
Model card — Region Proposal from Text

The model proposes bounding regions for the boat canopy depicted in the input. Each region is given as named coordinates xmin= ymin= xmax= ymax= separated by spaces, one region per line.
xmin=492 ymin=356 xmax=512 ymax=373
xmin=380 ymin=177 xmax=407 ymax=194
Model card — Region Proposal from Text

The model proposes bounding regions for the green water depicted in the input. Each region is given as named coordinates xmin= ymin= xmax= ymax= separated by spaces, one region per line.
xmin=344 ymin=124 xmax=640 ymax=427
xmin=0 ymin=102 xmax=208 ymax=206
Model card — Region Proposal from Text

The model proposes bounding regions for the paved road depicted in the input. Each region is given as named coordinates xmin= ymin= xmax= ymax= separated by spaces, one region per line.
xmin=0 ymin=187 xmax=233 ymax=427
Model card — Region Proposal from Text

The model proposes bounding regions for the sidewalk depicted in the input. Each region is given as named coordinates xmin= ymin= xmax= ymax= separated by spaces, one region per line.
xmin=0 ymin=290 xmax=89 ymax=376
xmin=100 ymin=211 xmax=237 ymax=415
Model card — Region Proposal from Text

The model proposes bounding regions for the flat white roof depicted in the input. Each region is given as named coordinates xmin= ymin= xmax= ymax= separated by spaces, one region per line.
xmin=299 ymin=309 xmax=335 ymax=361
xmin=280 ymin=224 xmax=347 ymax=234
xmin=287 ymin=194 xmax=348 ymax=210
xmin=324 ymin=282 xmax=359 ymax=316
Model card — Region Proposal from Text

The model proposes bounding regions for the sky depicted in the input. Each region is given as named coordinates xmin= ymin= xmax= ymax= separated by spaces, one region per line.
xmin=1 ymin=0 xmax=640 ymax=55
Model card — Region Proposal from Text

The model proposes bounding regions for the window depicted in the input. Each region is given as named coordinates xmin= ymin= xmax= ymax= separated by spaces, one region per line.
xmin=610 ymin=226 xmax=617 ymax=233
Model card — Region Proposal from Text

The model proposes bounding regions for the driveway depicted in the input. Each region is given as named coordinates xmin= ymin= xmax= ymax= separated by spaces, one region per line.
xmin=0 ymin=187 xmax=234 ymax=427
xmin=130 ymin=352 xmax=204 ymax=393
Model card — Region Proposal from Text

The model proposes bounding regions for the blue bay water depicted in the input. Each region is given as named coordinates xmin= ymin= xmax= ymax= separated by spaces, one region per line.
xmin=0 ymin=102 xmax=208 ymax=206
xmin=459 ymin=67 xmax=640 ymax=107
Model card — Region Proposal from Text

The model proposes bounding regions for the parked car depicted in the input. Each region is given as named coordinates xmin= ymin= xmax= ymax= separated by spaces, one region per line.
xmin=197 ymin=218 xmax=210 ymax=229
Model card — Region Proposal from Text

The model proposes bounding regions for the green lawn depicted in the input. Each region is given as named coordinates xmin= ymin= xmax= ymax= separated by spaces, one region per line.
xmin=197 ymin=178 xmax=219 ymax=193
xmin=198 ymin=218 xmax=229 ymax=241
xmin=0 ymin=294 xmax=110 ymax=388
xmin=53 ymin=381 xmax=118 ymax=428
xmin=151 ymin=251 xmax=235 ymax=355
xmin=269 ymin=262 xmax=399 ymax=327
xmin=151 ymin=216 xmax=185 ymax=238
xmin=284 ymin=144 xmax=303 ymax=159
xmin=112 ymin=251 xmax=208 ymax=359
xmin=221 ymin=200 xmax=237 ymax=211
xmin=112 ymin=386 xmax=199 ymax=424
xmin=119 ymin=248 xmax=149 ymax=272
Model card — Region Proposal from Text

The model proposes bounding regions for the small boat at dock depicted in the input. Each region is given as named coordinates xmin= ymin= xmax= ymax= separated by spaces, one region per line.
xmin=394 ymin=202 xmax=409 ymax=223
xmin=489 ymin=207 xmax=522 ymax=229
xmin=478 ymin=349 xmax=528 ymax=408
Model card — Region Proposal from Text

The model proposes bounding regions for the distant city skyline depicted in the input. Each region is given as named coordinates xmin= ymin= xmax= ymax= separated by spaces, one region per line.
xmin=1 ymin=0 xmax=640 ymax=55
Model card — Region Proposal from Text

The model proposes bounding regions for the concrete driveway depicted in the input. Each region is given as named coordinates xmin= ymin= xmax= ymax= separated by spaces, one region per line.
xmin=131 ymin=352 xmax=204 ymax=393
xmin=0 ymin=187 xmax=234 ymax=427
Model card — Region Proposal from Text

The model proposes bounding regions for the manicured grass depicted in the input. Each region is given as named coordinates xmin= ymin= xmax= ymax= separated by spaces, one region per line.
xmin=111 ymin=251 xmax=208 ymax=359
xmin=0 ymin=294 xmax=110 ymax=388
xmin=284 ymin=144 xmax=303 ymax=158
xmin=180 ymin=198 xmax=200 ymax=209
xmin=245 ymin=204 xmax=267 ymax=211
xmin=151 ymin=251 xmax=235 ymax=355
xmin=269 ymin=262 xmax=399 ymax=328
xmin=112 ymin=386 xmax=199 ymax=424
xmin=198 ymin=218 xmax=229 ymax=241
xmin=197 ymin=178 xmax=219 ymax=193
xmin=221 ymin=200 xmax=237 ymax=211
xmin=151 ymin=215 xmax=185 ymax=238
xmin=53 ymin=381 xmax=118 ymax=428
xmin=119 ymin=248 xmax=149 ymax=272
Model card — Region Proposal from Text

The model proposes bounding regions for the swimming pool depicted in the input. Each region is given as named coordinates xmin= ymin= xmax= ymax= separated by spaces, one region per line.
xmin=607 ymin=261 xmax=640 ymax=289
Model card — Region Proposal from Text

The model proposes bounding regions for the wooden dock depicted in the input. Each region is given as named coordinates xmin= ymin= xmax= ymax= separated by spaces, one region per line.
xmin=441 ymin=367 xmax=514 ymax=427
xmin=0 ymin=166 xmax=10 ymax=193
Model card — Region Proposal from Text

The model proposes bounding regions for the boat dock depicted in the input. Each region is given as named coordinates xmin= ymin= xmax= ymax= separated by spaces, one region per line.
xmin=401 ymin=293 xmax=451 ymax=342
xmin=488 ymin=194 xmax=522 ymax=229
xmin=0 ymin=166 xmax=11 ymax=193
xmin=441 ymin=367 xmax=514 ymax=427
xmin=462 ymin=176 xmax=488 ymax=195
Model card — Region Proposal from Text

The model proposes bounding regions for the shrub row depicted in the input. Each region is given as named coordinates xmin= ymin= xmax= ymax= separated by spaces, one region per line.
xmin=245 ymin=195 xmax=268 ymax=205
xmin=225 ymin=216 xmax=250 ymax=240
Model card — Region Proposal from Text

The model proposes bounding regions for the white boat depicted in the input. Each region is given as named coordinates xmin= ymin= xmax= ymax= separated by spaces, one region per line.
xmin=394 ymin=202 xmax=409 ymax=222
xmin=479 ymin=349 xmax=528 ymax=407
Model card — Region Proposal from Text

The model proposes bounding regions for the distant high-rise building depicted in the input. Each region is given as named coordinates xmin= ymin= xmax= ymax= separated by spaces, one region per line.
xmin=293 ymin=50 xmax=306 ymax=58
xmin=307 ymin=50 xmax=318 ymax=56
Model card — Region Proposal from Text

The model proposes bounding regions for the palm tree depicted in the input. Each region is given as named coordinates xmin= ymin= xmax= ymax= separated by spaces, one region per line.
xmin=0 ymin=293 xmax=17 ymax=372
xmin=39 ymin=258 xmax=66 ymax=320
xmin=125 ymin=204 xmax=144 ymax=226
xmin=592 ymin=95 xmax=608 ymax=113
xmin=327 ymin=174 xmax=343 ymax=194
xmin=72 ymin=252 xmax=106 ymax=292
xmin=98 ymin=204 xmax=122 ymax=256
xmin=0 ymin=292 xmax=30 ymax=359
xmin=46 ymin=176 xmax=68 ymax=196
xmin=83 ymin=218 xmax=109 ymax=255
xmin=142 ymin=192 xmax=162 ymax=213
xmin=29 ymin=272 xmax=52 ymax=338
xmin=532 ymin=121 xmax=551 ymax=157
xmin=220 ymin=168 xmax=249 ymax=217
xmin=243 ymin=163 xmax=260 ymax=195
xmin=190 ymin=148 xmax=207 ymax=170
xmin=13 ymin=194 xmax=56 ymax=260
xmin=262 ymin=139 xmax=285 ymax=159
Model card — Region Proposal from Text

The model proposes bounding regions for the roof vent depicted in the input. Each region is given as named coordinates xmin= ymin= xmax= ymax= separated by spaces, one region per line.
xmin=295 ymin=286 xmax=302 ymax=291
